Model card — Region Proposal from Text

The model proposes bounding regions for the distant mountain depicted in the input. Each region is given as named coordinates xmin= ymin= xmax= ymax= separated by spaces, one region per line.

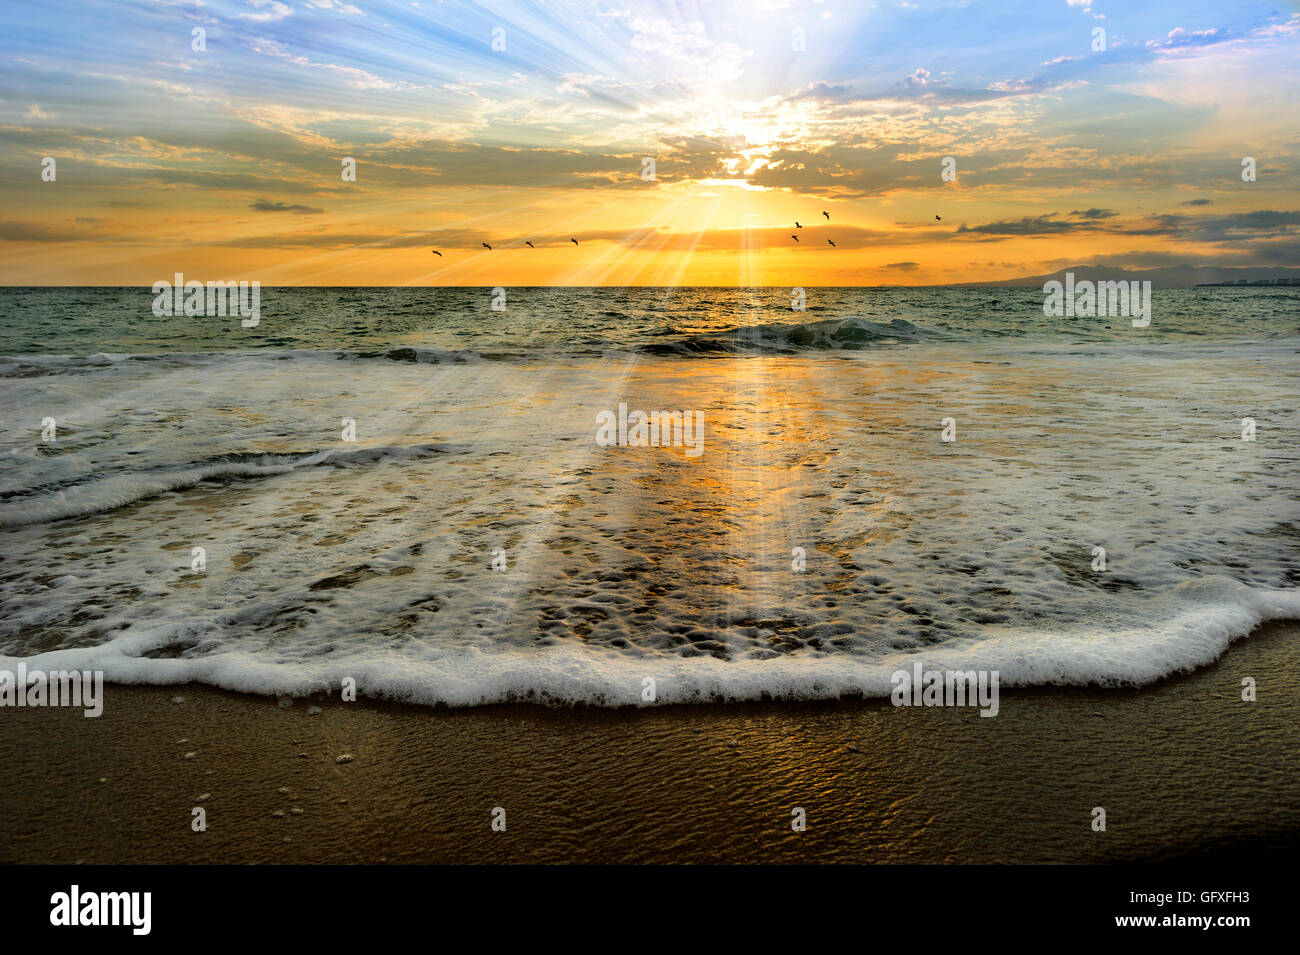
xmin=951 ymin=264 xmax=1300 ymax=288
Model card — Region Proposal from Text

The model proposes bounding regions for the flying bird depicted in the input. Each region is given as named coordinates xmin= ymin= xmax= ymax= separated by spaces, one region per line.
xmin=935 ymin=215 xmax=942 ymax=222
xmin=571 ymin=238 xmax=579 ymax=246
xmin=795 ymin=221 xmax=803 ymax=229
xmin=482 ymin=242 xmax=492 ymax=250
xmin=792 ymin=234 xmax=799 ymax=242
xmin=827 ymin=238 xmax=836 ymax=248
xmin=822 ymin=211 xmax=830 ymax=220
xmin=525 ymin=241 xmax=535 ymax=248
xmin=430 ymin=250 xmax=442 ymax=257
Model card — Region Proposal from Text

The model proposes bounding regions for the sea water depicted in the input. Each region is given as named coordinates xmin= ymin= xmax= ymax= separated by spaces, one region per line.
xmin=0 ymin=286 xmax=1295 ymax=705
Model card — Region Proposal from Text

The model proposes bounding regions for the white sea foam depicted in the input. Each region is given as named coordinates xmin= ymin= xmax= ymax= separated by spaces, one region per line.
xmin=0 ymin=444 xmax=461 ymax=528
xmin=2 ymin=579 xmax=1295 ymax=706
xmin=1 ymin=335 xmax=1296 ymax=707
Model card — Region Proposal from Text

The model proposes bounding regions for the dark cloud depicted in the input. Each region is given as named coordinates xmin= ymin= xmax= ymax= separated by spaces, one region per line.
xmin=1232 ymin=235 xmax=1300 ymax=266
xmin=1126 ymin=209 xmax=1300 ymax=240
xmin=746 ymin=145 xmax=931 ymax=199
xmin=363 ymin=141 xmax=663 ymax=189
xmin=0 ymin=220 xmax=84 ymax=242
xmin=249 ymin=199 xmax=325 ymax=214
xmin=952 ymin=209 xmax=1300 ymax=256
xmin=955 ymin=214 xmax=1084 ymax=237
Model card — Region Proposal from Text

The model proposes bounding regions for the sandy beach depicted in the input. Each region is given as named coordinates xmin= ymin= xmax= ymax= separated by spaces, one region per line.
xmin=2 ymin=621 xmax=1295 ymax=865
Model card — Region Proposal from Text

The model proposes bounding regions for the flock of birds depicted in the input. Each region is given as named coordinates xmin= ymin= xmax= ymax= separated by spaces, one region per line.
xmin=430 ymin=210 xmax=943 ymax=257
xmin=790 ymin=210 xmax=835 ymax=246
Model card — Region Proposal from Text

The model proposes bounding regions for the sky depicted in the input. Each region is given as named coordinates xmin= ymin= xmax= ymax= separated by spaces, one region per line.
xmin=0 ymin=0 xmax=1297 ymax=285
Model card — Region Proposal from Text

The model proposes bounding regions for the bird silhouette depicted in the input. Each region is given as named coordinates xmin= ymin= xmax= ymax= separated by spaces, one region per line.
xmin=792 ymin=234 xmax=799 ymax=242
xmin=431 ymin=250 xmax=442 ymax=257
xmin=525 ymin=241 xmax=535 ymax=248
xmin=795 ymin=221 xmax=803 ymax=229
xmin=827 ymin=238 xmax=836 ymax=247
xmin=482 ymin=242 xmax=492 ymax=250
xmin=935 ymin=215 xmax=942 ymax=222
xmin=571 ymin=237 xmax=578 ymax=246
xmin=822 ymin=211 xmax=830 ymax=220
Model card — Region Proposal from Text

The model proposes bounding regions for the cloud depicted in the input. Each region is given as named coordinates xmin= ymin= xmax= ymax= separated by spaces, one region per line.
xmin=234 ymin=0 xmax=292 ymax=22
xmin=304 ymin=0 xmax=364 ymax=15
xmin=952 ymin=209 xmax=1300 ymax=251
xmin=249 ymin=199 xmax=325 ymax=214
xmin=956 ymin=214 xmax=1084 ymax=236
xmin=1126 ymin=209 xmax=1300 ymax=240
xmin=1145 ymin=26 xmax=1225 ymax=50
xmin=744 ymin=145 xmax=931 ymax=199
xmin=625 ymin=16 xmax=750 ymax=90
xmin=787 ymin=82 xmax=860 ymax=104
xmin=0 ymin=220 xmax=86 ymax=242
xmin=249 ymin=39 xmax=410 ymax=90
xmin=359 ymin=141 xmax=668 ymax=188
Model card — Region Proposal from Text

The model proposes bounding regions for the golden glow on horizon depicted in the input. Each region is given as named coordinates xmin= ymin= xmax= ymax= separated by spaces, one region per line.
xmin=5 ymin=171 xmax=1275 ymax=287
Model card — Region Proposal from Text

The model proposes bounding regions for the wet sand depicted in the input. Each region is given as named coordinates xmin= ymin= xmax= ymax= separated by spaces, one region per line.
xmin=1 ymin=622 xmax=1296 ymax=864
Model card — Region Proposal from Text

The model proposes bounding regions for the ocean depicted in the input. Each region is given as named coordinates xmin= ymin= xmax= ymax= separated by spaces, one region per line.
xmin=1 ymin=286 xmax=1297 ymax=706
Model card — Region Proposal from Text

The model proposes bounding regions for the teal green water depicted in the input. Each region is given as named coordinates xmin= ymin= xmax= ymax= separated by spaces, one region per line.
xmin=0 ymin=286 xmax=1295 ymax=358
